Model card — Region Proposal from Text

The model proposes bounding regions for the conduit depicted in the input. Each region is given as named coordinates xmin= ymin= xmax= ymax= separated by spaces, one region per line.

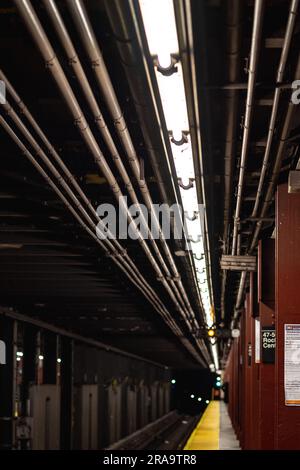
xmin=66 ymin=0 xmax=202 ymax=328
xmin=11 ymin=0 xmax=209 ymax=364
xmin=14 ymin=0 xmax=198 ymax=336
xmin=41 ymin=0 xmax=194 ymax=327
xmin=231 ymin=0 xmax=264 ymax=255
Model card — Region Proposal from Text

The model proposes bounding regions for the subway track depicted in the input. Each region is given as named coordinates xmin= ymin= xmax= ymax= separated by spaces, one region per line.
xmin=107 ymin=411 xmax=199 ymax=451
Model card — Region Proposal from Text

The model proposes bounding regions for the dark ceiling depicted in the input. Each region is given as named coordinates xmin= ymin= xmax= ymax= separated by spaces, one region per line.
xmin=1 ymin=0 xmax=300 ymax=369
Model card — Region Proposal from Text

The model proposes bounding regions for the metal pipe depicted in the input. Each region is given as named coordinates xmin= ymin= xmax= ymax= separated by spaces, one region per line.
xmin=233 ymin=53 xmax=300 ymax=327
xmin=66 ymin=0 xmax=199 ymax=326
xmin=250 ymin=78 xmax=300 ymax=252
xmin=231 ymin=0 xmax=264 ymax=255
xmin=14 ymin=0 xmax=194 ymax=329
xmin=41 ymin=0 xmax=193 ymax=324
xmin=0 ymin=73 xmax=181 ymax=330
xmin=105 ymin=0 xmax=206 ymax=327
xmin=14 ymin=0 xmax=208 ymax=362
xmin=251 ymin=0 xmax=299 ymax=218
xmin=220 ymin=0 xmax=242 ymax=320
xmin=0 ymin=113 xmax=186 ymax=344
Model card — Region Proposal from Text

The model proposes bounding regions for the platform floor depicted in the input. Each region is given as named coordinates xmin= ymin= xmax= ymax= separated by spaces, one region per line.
xmin=184 ymin=401 xmax=240 ymax=450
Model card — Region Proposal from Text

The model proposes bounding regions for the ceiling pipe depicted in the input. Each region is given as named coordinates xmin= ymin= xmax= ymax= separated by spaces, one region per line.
xmin=0 ymin=114 xmax=162 ymax=322
xmin=221 ymin=0 xmax=242 ymax=320
xmin=232 ymin=2 xmax=300 ymax=326
xmin=14 ymin=0 xmax=190 ymax=326
xmin=41 ymin=0 xmax=193 ymax=326
xmin=231 ymin=0 xmax=264 ymax=256
xmin=0 ymin=114 xmax=208 ymax=362
xmin=102 ymin=0 xmax=209 ymax=359
xmin=0 ymin=69 xmax=97 ymax=224
xmin=14 ymin=0 xmax=208 ymax=363
xmin=233 ymin=52 xmax=300 ymax=327
xmin=66 ymin=0 xmax=201 ymax=328
xmin=251 ymin=0 xmax=299 ymax=219
xmin=249 ymin=55 xmax=300 ymax=253
xmin=0 ymin=70 xmax=174 ymax=323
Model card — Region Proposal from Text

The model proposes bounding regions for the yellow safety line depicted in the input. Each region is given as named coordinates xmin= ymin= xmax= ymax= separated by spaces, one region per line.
xmin=184 ymin=401 xmax=220 ymax=450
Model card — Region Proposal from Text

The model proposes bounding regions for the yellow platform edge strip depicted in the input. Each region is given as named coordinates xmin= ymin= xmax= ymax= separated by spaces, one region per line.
xmin=184 ymin=401 xmax=220 ymax=450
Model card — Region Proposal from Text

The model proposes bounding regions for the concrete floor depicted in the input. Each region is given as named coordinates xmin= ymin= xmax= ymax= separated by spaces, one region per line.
xmin=219 ymin=402 xmax=240 ymax=450
xmin=184 ymin=401 xmax=240 ymax=450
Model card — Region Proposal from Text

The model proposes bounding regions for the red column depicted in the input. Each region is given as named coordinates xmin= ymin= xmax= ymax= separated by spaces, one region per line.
xmin=250 ymin=273 xmax=260 ymax=449
xmin=258 ymin=239 xmax=275 ymax=449
xmin=275 ymin=183 xmax=300 ymax=449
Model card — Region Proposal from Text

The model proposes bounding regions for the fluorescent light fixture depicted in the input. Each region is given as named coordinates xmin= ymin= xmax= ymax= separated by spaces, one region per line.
xmin=211 ymin=344 xmax=219 ymax=370
xmin=140 ymin=0 xmax=216 ymax=365
xmin=139 ymin=0 xmax=178 ymax=67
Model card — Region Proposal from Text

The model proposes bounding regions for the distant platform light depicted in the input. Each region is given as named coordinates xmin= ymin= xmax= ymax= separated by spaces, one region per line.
xmin=190 ymin=394 xmax=195 ymax=399
xmin=231 ymin=328 xmax=240 ymax=338
xmin=57 ymin=358 xmax=62 ymax=363
xmin=16 ymin=351 xmax=23 ymax=357
xmin=171 ymin=379 xmax=176 ymax=384
xmin=38 ymin=355 xmax=44 ymax=361
xmin=206 ymin=400 xmax=210 ymax=404
xmin=197 ymin=397 xmax=202 ymax=402
xmin=207 ymin=328 xmax=215 ymax=338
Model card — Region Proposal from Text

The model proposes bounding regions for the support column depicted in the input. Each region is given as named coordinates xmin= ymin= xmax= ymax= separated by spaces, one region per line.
xmin=250 ymin=272 xmax=260 ymax=449
xmin=258 ymin=239 xmax=275 ymax=449
xmin=275 ymin=183 xmax=300 ymax=449
xmin=22 ymin=324 xmax=37 ymax=417
xmin=60 ymin=337 xmax=74 ymax=449
xmin=0 ymin=316 xmax=16 ymax=449
xmin=44 ymin=332 xmax=58 ymax=384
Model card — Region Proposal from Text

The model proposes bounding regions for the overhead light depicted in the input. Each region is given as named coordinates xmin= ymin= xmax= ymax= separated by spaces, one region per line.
xmin=232 ymin=328 xmax=240 ymax=338
xmin=207 ymin=328 xmax=215 ymax=338
xmin=197 ymin=397 xmax=202 ymax=402
xmin=16 ymin=357 xmax=21 ymax=362
xmin=16 ymin=351 xmax=23 ymax=357
xmin=139 ymin=0 xmax=179 ymax=68
xmin=190 ymin=394 xmax=195 ymax=399
xmin=174 ymin=250 xmax=187 ymax=257
xmin=205 ymin=400 xmax=210 ymax=405
xmin=140 ymin=0 xmax=215 ymax=362
xmin=171 ymin=379 xmax=176 ymax=384
xmin=57 ymin=358 xmax=62 ymax=364
xmin=38 ymin=355 xmax=44 ymax=361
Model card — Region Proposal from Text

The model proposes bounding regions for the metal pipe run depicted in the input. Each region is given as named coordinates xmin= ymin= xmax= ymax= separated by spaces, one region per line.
xmin=0 ymin=113 xmax=177 ymax=333
xmin=221 ymin=0 xmax=242 ymax=319
xmin=14 ymin=0 xmax=208 ymax=364
xmin=14 ymin=0 xmax=194 ymax=330
xmin=231 ymin=0 xmax=264 ymax=255
xmin=251 ymin=0 xmax=299 ymax=218
xmin=232 ymin=2 xmax=300 ymax=326
xmin=66 ymin=0 xmax=201 ymax=327
xmin=41 ymin=0 xmax=194 ymax=327
xmin=0 ymin=113 xmax=207 ymax=363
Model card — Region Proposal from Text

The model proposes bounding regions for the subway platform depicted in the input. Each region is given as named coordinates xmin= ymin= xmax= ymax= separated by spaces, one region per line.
xmin=184 ymin=401 xmax=240 ymax=451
